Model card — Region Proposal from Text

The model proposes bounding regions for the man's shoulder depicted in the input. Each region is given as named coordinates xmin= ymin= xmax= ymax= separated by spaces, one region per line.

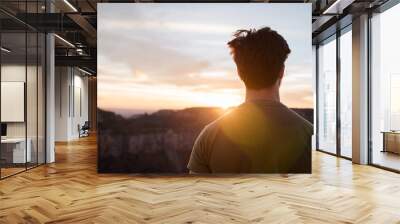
xmin=200 ymin=103 xmax=313 ymax=138
xmin=201 ymin=113 xmax=227 ymax=135
xmin=244 ymin=100 xmax=313 ymax=135
xmin=196 ymin=114 xmax=226 ymax=142
xmin=284 ymin=107 xmax=313 ymax=134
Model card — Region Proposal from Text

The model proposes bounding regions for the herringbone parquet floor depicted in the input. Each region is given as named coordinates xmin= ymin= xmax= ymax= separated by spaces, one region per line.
xmin=1 ymin=135 xmax=400 ymax=223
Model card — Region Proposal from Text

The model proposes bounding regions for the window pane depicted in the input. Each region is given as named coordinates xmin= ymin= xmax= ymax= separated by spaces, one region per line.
xmin=27 ymin=31 xmax=38 ymax=169
xmin=38 ymin=33 xmax=46 ymax=165
xmin=371 ymin=3 xmax=400 ymax=171
xmin=318 ymin=37 xmax=337 ymax=154
xmin=1 ymin=31 xmax=27 ymax=177
xmin=340 ymin=29 xmax=352 ymax=158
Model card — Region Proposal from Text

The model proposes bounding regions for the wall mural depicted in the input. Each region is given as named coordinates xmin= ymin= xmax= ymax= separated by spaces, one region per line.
xmin=98 ymin=3 xmax=313 ymax=173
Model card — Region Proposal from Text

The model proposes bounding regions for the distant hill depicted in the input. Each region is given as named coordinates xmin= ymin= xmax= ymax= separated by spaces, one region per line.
xmin=97 ymin=106 xmax=313 ymax=173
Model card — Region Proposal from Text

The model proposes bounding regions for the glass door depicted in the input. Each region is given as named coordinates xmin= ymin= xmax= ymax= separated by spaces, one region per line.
xmin=0 ymin=1 xmax=46 ymax=179
xmin=1 ymin=30 xmax=28 ymax=178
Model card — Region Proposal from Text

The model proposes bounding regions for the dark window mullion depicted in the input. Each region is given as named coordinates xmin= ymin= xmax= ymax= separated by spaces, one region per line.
xmin=25 ymin=0 xmax=28 ymax=171
xmin=367 ymin=11 xmax=373 ymax=165
xmin=0 ymin=26 xmax=2 ymax=179
xmin=36 ymin=5 xmax=39 ymax=167
xmin=316 ymin=44 xmax=320 ymax=150
xmin=336 ymin=30 xmax=341 ymax=157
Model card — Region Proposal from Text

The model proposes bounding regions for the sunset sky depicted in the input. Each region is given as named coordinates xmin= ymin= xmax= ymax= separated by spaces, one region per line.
xmin=98 ymin=3 xmax=312 ymax=117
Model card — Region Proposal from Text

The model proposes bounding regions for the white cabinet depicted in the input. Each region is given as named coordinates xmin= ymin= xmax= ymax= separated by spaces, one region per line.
xmin=1 ymin=138 xmax=32 ymax=163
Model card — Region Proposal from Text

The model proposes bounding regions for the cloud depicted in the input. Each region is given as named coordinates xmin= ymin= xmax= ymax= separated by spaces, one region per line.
xmin=101 ymin=20 xmax=236 ymax=35
xmin=281 ymin=88 xmax=314 ymax=109
xmin=99 ymin=31 xmax=212 ymax=79
xmin=97 ymin=4 xmax=313 ymax=111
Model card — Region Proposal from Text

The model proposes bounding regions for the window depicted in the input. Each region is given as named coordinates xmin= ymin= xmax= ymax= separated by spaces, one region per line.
xmin=1 ymin=31 xmax=28 ymax=177
xmin=370 ymin=3 xmax=400 ymax=171
xmin=339 ymin=28 xmax=352 ymax=158
xmin=0 ymin=2 xmax=46 ymax=179
xmin=317 ymin=36 xmax=337 ymax=154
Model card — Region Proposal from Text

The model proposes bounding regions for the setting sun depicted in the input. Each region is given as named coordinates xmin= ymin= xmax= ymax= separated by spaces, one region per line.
xmin=195 ymin=92 xmax=244 ymax=109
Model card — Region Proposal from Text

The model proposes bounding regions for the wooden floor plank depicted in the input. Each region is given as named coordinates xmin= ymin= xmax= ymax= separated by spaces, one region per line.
xmin=0 ymin=135 xmax=400 ymax=223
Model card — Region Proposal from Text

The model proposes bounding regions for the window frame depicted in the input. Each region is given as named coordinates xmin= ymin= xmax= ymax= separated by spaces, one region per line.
xmin=367 ymin=0 xmax=400 ymax=173
xmin=315 ymin=22 xmax=353 ymax=160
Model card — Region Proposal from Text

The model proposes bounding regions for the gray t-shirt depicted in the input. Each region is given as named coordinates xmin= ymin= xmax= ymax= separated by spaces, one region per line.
xmin=187 ymin=100 xmax=313 ymax=173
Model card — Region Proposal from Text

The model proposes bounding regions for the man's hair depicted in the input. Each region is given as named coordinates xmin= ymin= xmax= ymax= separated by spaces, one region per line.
xmin=227 ymin=27 xmax=291 ymax=89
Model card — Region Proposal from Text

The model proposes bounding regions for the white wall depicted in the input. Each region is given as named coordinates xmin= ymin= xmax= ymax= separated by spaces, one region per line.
xmin=1 ymin=65 xmax=26 ymax=134
xmin=1 ymin=65 xmax=37 ymax=138
xmin=55 ymin=67 xmax=89 ymax=141
xmin=55 ymin=67 xmax=70 ymax=141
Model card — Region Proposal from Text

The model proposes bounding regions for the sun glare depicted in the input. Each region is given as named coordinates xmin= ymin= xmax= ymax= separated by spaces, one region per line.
xmin=205 ymin=94 xmax=243 ymax=110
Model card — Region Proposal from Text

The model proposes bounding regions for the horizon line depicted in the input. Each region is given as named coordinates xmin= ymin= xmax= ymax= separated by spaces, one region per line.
xmin=98 ymin=106 xmax=314 ymax=118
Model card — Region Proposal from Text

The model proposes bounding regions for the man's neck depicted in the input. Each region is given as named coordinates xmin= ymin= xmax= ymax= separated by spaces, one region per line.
xmin=245 ymin=86 xmax=280 ymax=103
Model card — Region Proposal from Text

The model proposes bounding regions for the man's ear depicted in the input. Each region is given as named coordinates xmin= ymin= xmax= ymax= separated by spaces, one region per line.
xmin=277 ymin=66 xmax=285 ymax=86
xmin=279 ymin=66 xmax=285 ymax=79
